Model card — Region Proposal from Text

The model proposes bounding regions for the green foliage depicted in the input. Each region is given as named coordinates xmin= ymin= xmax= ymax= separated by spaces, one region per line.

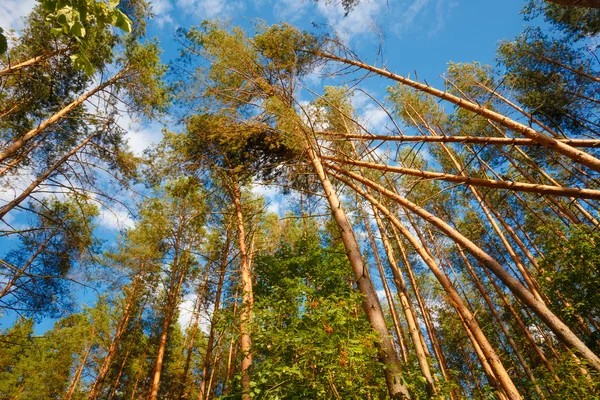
xmin=40 ymin=0 xmax=132 ymax=75
xmin=498 ymin=27 xmax=598 ymax=135
xmin=533 ymin=352 xmax=600 ymax=399
xmin=523 ymin=0 xmax=600 ymax=38
xmin=120 ymin=38 xmax=170 ymax=117
xmin=182 ymin=113 xmax=300 ymax=181
xmin=539 ymin=225 xmax=600 ymax=352
xmin=2 ymin=195 xmax=99 ymax=317
xmin=242 ymin=220 xmax=388 ymax=399
xmin=0 ymin=305 xmax=103 ymax=399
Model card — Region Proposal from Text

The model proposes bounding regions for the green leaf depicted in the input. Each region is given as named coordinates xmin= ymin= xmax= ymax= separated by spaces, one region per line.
xmin=70 ymin=21 xmax=86 ymax=38
xmin=113 ymin=10 xmax=132 ymax=33
xmin=109 ymin=0 xmax=120 ymax=10
xmin=83 ymin=59 xmax=94 ymax=77
xmin=50 ymin=27 xmax=64 ymax=36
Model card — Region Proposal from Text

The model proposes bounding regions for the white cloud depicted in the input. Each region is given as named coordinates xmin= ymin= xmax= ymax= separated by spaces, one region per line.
xmin=273 ymin=0 xmax=313 ymax=21
xmin=0 ymin=0 xmax=35 ymax=34
xmin=251 ymin=182 xmax=283 ymax=216
xmin=178 ymin=293 xmax=213 ymax=334
xmin=117 ymin=112 xmax=164 ymax=156
xmin=150 ymin=0 xmax=173 ymax=15
xmin=316 ymin=0 xmax=383 ymax=42
xmin=402 ymin=0 xmax=431 ymax=26
xmin=177 ymin=0 xmax=246 ymax=19
xmin=350 ymin=90 xmax=393 ymax=133
xmin=393 ymin=0 xmax=456 ymax=38
xmin=148 ymin=0 xmax=175 ymax=29
xmin=98 ymin=207 xmax=135 ymax=230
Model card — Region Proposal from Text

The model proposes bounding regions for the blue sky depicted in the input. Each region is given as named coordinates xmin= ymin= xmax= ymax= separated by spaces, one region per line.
xmin=0 ymin=0 xmax=533 ymax=332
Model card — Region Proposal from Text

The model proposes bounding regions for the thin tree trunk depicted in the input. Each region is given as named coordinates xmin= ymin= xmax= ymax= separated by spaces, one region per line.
xmin=359 ymin=200 xmax=410 ymax=363
xmin=222 ymin=286 xmax=240 ymax=398
xmin=373 ymin=210 xmax=437 ymax=396
xmin=389 ymin=223 xmax=452 ymax=384
xmin=0 ymin=130 xmax=99 ymax=218
xmin=0 ymin=50 xmax=66 ymax=77
xmin=88 ymin=269 xmax=142 ymax=400
xmin=64 ymin=332 xmax=95 ymax=400
xmin=178 ymin=259 xmax=215 ymax=399
xmin=129 ymin=347 xmax=148 ymax=400
xmin=108 ymin=347 xmax=133 ymax=400
xmin=323 ymin=156 xmax=600 ymax=200
xmin=318 ymin=132 xmax=600 ymax=147
xmin=198 ymin=228 xmax=231 ymax=400
xmin=0 ymin=224 xmax=60 ymax=299
xmin=333 ymin=170 xmax=521 ymax=398
xmin=306 ymin=143 xmax=411 ymax=399
xmin=149 ymin=230 xmax=189 ymax=400
xmin=456 ymin=244 xmax=544 ymax=396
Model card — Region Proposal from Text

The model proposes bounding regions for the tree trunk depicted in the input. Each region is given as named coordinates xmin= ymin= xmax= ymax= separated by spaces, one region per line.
xmin=178 ymin=261 xmax=214 ymax=399
xmin=108 ymin=347 xmax=132 ymax=400
xmin=318 ymin=132 xmax=600 ymax=147
xmin=313 ymin=51 xmax=600 ymax=173
xmin=229 ymin=173 xmax=254 ymax=400
xmin=0 ymin=132 xmax=99 ymax=219
xmin=330 ymin=168 xmax=524 ymax=399
xmin=323 ymin=156 xmax=600 ymax=200
xmin=456 ymin=245 xmax=544 ymax=397
xmin=373 ymin=210 xmax=438 ymax=396
xmin=0 ymin=50 xmax=65 ymax=77
xmin=359 ymin=200 xmax=410 ymax=363
xmin=149 ymin=230 xmax=189 ymax=400
xmin=198 ymin=227 xmax=231 ymax=400
xmin=390 ymin=223 xmax=453 ymax=385
xmin=64 ymin=332 xmax=95 ymax=400
xmin=0 ymin=69 xmax=127 ymax=164
xmin=0 ymin=225 xmax=60 ymax=299
xmin=88 ymin=269 xmax=142 ymax=400
xmin=306 ymin=144 xmax=411 ymax=399
xmin=327 ymin=163 xmax=600 ymax=373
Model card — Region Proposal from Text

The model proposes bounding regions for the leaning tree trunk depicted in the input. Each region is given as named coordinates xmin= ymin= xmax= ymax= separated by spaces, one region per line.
xmin=330 ymin=169 xmax=523 ymax=399
xmin=372 ymin=210 xmax=437 ymax=396
xmin=327 ymin=163 xmax=600 ymax=373
xmin=0 ymin=131 xmax=99 ymax=219
xmin=65 ymin=330 xmax=95 ymax=400
xmin=359 ymin=200 xmax=410 ymax=363
xmin=312 ymin=51 xmax=600 ymax=173
xmin=0 ymin=69 xmax=127 ymax=165
xmin=305 ymin=143 xmax=411 ymax=399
